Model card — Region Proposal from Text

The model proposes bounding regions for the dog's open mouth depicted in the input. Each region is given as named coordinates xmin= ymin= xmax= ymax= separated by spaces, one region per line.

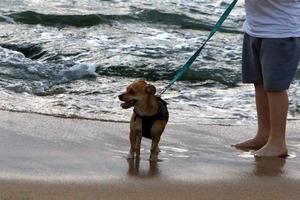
xmin=120 ymin=99 xmax=137 ymax=109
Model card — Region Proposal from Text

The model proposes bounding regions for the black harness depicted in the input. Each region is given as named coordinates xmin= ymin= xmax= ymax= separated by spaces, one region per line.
xmin=133 ymin=97 xmax=169 ymax=139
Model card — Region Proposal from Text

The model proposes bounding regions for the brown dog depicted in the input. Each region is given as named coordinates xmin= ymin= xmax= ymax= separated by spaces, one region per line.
xmin=119 ymin=80 xmax=169 ymax=161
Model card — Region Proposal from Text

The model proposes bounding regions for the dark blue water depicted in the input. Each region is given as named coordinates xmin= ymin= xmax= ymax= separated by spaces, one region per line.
xmin=0 ymin=0 xmax=299 ymax=125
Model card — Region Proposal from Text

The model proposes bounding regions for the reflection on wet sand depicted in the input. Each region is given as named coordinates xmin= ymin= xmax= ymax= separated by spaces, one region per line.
xmin=127 ymin=158 xmax=160 ymax=178
xmin=253 ymin=157 xmax=286 ymax=177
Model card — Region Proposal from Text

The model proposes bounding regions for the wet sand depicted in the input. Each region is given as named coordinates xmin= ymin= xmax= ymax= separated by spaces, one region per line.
xmin=0 ymin=110 xmax=300 ymax=199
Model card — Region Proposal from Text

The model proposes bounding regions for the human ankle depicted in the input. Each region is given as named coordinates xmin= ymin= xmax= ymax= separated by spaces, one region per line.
xmin=267 ymin=137 xmax=286 ymax=147
xmin=254 ymin=135 xmax=269 ymax=143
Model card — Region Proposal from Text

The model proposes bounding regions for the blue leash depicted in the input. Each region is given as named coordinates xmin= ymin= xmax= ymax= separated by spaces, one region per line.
xmin=159 ymin=0 xmax=238 ymax=95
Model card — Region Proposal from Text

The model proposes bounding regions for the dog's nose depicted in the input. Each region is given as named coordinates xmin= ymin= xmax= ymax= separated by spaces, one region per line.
xmin=118 ymin=94 xmax=123 ymax=100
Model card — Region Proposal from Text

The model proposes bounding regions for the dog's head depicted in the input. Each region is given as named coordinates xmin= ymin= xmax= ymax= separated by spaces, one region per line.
xmin=119 ymin=80 xmax=156 ymax=109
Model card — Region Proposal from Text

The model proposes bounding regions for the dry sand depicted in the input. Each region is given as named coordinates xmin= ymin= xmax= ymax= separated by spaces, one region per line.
xmin=0 ymin=110 xmax=300 ymax=200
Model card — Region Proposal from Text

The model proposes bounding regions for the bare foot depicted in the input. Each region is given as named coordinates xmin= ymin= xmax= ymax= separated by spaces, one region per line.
xmin=233 ymin=137 xmax=268 ymax=150
xmin=254 ymin=142 xmax=288 ymax=157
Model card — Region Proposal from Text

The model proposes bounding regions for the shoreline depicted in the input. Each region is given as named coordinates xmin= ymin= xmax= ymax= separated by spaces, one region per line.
xmin=0 ymin=110 xmax=300 ymax=199
xmin=2 ymin=108 xmax=300 ymax=126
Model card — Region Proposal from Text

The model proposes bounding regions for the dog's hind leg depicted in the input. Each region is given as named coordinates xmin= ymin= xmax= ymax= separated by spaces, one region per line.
xmin=150 ymin=135 xmax=161 ymax=161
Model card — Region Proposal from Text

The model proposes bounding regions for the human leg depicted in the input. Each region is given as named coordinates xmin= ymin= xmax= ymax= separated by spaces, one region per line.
xmin=234 ymin=83 xmax=270 ymax=149
xmin=254 ymin=90 xmax=288 ymax=157
xmin=235 ymin=36 xmax=299 ymax=153
xmin=252 ymin=37 xmax=300 ymax=156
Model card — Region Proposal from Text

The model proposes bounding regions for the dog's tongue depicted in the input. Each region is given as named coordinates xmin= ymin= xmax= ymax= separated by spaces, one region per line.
xmin=121 ymin=102 xmax=130 ymax=109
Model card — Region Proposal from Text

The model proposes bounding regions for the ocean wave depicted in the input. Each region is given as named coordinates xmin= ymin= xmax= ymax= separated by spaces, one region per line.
xmin=0 ymin=46 xmax=97 ymax=95
xmin=7 ymin=11 xmax=110 ymax=27
xmin=1 ymin=43 xmax=47 ymax=60
xmin=96 ymin=64 xmax=240 ymax=87
xmin=0 ymin=15 xmax=15 ymax=24
xmin=0 ymin=43 xmax=240 ymax=94
xmin=6 ymin=10 xmax=241 ymax=33
xmin=56 ymin=63 xmax=97 ymax=84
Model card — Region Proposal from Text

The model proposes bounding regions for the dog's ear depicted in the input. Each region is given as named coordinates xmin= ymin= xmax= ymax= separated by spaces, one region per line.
xmin=145 ymin=84 xmax=156 ymax=95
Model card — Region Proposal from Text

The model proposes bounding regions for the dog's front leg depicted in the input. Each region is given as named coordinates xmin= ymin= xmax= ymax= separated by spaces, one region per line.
xmin=135 ymin=133 xmax=142 ymax=159
xmin=128 ymin=130 xmax=136 ymax=159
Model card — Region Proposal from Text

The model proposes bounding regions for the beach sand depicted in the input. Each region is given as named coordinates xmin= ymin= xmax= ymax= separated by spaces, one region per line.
xmin=0 ymin=110 xmax=300 ymax=200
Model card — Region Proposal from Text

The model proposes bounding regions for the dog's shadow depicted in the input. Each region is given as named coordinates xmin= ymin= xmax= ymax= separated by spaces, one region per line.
xmin=127 ymin=158 xmax=160 ymax=178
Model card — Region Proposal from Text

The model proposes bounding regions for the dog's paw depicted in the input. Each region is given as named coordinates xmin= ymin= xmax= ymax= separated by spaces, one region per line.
xmin=149 ymin=155 xmax=158 ymax=162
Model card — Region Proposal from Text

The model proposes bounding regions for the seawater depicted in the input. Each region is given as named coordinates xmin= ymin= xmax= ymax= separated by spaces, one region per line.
xmin=0 ymin=0 xmax=300 ymax=125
